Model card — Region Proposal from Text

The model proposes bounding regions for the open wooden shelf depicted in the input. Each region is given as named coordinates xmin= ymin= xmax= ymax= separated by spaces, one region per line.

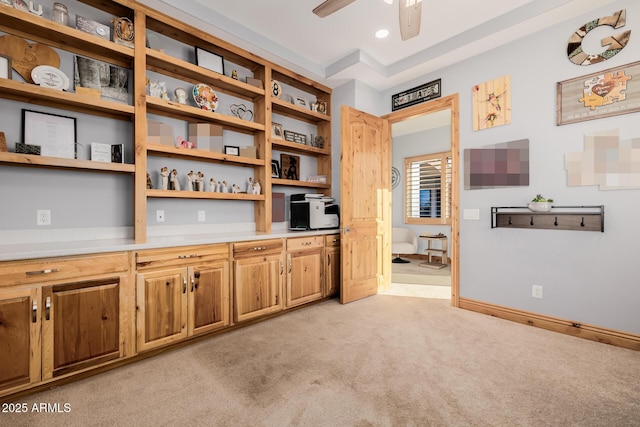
xmin=0 ymin=6 xmax=134 ymax=68
xmin=0 ymin=80 xmax=135 ymax=120
xmin=272 ymin=98 xmax=330 ymax=124
xmin=146 ymin=97 xmax=264 ymax=134
xmin=272 ymin=178 xmax=330 ymax=189
xmin=491 ymin=206 xmax=604 ymax=232
xmin=0 ymin=152 xmax=135 ymax=174
xmin=147 ymin=189 xmax=265 ymax=200
xmin=270 ymin=139 xmax=330 ymax=157
xmin=146 ymin=144 xmax=264 ymax=167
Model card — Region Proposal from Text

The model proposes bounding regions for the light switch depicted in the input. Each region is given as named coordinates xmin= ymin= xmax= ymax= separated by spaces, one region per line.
xmin=463 ymin=209 xmax=480 ymax=220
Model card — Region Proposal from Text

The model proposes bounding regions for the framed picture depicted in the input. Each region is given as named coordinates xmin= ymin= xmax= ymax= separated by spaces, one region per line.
xmin=280 ymin=153 xmax=300 ymax=180
xmin=0 ymin=54 xmax=11 ymax=79
xmin=196 ymin=47 xmax=224 ymax=75
xmin=22 ymin=109 xmax=76 ymax=159
xmin=316 ymin=100 xmax=327 ymax=114
xmin=271 ymin=160 xmax=280 ymax=178
xmin=74 ymin=56 xmax=129 ymax=102
xmin=557 ymin=61 xmax=640 ymax=126
xmin=272 ymin=122 xmax=283 ymax=139
xmin=224 ymin=145 xmax=239 ymax=156
xmin=296 ymin=98 xmax=306 ymax=107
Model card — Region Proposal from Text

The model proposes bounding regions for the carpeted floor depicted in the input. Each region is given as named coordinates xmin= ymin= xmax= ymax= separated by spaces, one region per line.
xmin=3 ymin=295 xmax=638 ymax=426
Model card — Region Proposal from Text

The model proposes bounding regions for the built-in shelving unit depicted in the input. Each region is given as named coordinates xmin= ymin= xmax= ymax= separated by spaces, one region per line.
xmin=491 ymin=206 xmax=604 ymax=232
xmin=0 ymin=0 xmax=332 ymax=243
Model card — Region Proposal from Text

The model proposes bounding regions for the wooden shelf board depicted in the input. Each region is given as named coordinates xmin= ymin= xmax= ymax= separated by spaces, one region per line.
xmin=147 ymin=189 xmax=265 ymax=201
xmin=0 ymin=152 xmax=135 ymax=173
xmin=272 ymin=98 xmax=330 ymax=124
xmin=0 ymin=7 xmax=134 ymax=68
xmin=146 ymin=49 xmax=265 ymax=101
xmin=271 ymin=139 xmax=330 ymax=157
xmin=145 ymin=97 xmax=265 ymax=134
xmin=0 ymin=80 xmax=135 ymax=120
xmin=146 ymin=144 xmax=265 ymax=167
xmin=272 ymin=178 xmax=330 ymax=189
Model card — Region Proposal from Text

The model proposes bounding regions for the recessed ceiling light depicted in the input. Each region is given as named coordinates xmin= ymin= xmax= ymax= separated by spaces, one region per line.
xmin=375 ymin=29 xmax=389 ymax=39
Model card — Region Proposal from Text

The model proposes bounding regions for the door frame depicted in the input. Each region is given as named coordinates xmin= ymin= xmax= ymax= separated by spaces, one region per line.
xmin=381 ymin=93 xmax=460 ymax=307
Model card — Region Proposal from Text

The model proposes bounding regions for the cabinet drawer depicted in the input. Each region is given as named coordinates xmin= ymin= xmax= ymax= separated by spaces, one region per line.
xmin=233 ymin=239 xmax=283 ymax=258
xmin=324 ymin=234 xmax=340 ymax=247
xmin=287 ymin=236 xmax=323 ymax=251
xmin=0 ymin=252 xmax=129 ymax=288
xmin=136 ymin=244 xmax=228 ymax=271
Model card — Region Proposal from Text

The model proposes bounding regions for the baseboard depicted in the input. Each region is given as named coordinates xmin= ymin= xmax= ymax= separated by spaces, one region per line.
xmin=459 ymin=297 xmax=640 ymax=351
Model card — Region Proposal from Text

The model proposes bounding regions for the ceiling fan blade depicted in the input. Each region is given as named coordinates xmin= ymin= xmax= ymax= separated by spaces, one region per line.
xmin=313 ymin=0 xmax=356 ymax=18
xmin=399 ymin=0 xmax=422 ymax=41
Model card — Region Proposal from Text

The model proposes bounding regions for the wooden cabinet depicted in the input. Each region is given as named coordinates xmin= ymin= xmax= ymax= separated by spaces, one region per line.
xmin=232 ymin=239 xmax=284 ymax=322
xmin=0 ymin=252 xmax=132 ymax=397
xmin=135 ymin=244 xmax=229 ymax=352
xmin=286 ymin=236 xmax=324 ymax=308
xmin=325 ymin=234 xmax=340 ymax=297
xmin=0 ymin=287 xmax=41 ymax=394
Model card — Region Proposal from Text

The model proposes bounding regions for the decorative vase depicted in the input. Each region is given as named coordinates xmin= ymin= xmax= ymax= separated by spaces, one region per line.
xmin=528 ymin=202 xmax=553 ymax=212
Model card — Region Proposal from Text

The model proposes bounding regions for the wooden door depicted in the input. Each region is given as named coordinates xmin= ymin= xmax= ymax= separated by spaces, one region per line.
xmin=188 ymin=262 xmax=230 ymax=336
xmin=42 ymin=280 xmax=120 ymax=379
xmin=325 ymin=246 xmax=340 ymax=297
xmin=286 ymin=249 xmax=323 ymax=308
xmin=234 ymin=254 xmax=283 ymax=322
xmin=0 ymin=287 xmax=41 ymax=393
xmin=340 ymin=105 xmax=391 ymax=304
xmin=136 ymin=268 xmax=188 ymax=352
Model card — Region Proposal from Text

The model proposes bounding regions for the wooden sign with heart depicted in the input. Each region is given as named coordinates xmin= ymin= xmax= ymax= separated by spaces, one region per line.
xmin=0 ymin=35 xmax=60 ymax=83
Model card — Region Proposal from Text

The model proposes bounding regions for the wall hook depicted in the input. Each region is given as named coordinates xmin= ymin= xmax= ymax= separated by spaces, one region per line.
xmin=530 ymin=216 xmax=534 ymax=226
xmin=580 ymin=217 xmax=585 ymax=227
xmin=508 ymin=216 xmax=512 ymax=225
xmin=554 ymin=216 xmax=558 ymax=226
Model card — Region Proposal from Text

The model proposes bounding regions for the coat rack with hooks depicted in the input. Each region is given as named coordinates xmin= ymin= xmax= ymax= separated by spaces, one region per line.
xmin=491 ymin=206 xmax=604 ymax=232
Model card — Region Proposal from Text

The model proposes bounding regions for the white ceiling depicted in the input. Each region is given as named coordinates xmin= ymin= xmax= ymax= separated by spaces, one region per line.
xmin=152 ymin=0 xmax=615 ymax=91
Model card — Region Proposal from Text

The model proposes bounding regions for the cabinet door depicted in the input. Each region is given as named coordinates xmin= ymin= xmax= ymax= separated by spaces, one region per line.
xmin=0 ymin=287 xmax=41 ymax=394
xmin=325 ymin=246 xmax=340 ymax=297
xmin=136 ymin=268 xmax=188 ymax=352
xmin=42 ymin=280 xmax=120 ymax=379
xmin=286 ymin=249 xmax=323 ymax=308
xmin=189 ymin=262 xmax=229 ymax=336
xmin=234 ymin=254 xmax=283 ymax=323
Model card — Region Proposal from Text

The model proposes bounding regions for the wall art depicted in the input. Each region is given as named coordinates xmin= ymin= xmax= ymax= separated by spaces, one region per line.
xmin=392 ymin=79 xmax=441 ymax=111
xmin=472 ymin=75 xmax=511 ymax=131
xmin=565 ymin=129 xmax=640 ymax=190
xmin=280 ymin=154 xmax=299 ymax=180
xmin=557 ymin=61 xmax=640 ymax=125
xmin=567 ymin=9 xmax=631 ymax=66
xmin=464 ymin=139 xmax=529 ymax=190
xmin=22 ymin=109 xmax=76 ymax=159
xmin=74 ymin=56 xmax=129 ymax=102
xmin=195 ymin=47 xmax=224 ymax=75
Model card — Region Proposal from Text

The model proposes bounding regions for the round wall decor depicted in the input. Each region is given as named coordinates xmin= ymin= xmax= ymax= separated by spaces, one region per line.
xmin=392 ymin=166 xmax=401 ymax=189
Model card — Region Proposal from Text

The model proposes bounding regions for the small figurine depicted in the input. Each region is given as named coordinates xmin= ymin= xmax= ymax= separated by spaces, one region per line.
xmin=160 ymin=166 xmax=169 ymax=190
xmin=220 ymin=181 xmax=228 ymax=193
xmin=170 ymin=168 xmax=180 ymax=191
xmin=231 ymin=70 xmax=238 ymax=80
xmin=231 ymin=183 xmax=240 ymax=194
xmin=252 ymin=180 xmax=261 ymax=195
xmin=247 ymin=177 xmax=253 ymax=193
xmin=159 ymin=82 xmax=169 ymax=101
xmin=196 ymin=172 xmax=205 ymax=191
xmin=146 ymin=172 xmax=153 ymax=189
xmin=174 ymin=88 xmax=187 ymax=104
xmin=209 ymin=178 xmax=217 ymax=192
xmin=186 ymin=170 xmax=196 ymax=191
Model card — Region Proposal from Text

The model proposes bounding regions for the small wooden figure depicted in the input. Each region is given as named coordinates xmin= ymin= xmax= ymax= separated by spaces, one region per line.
xmin=160 ymin=166 xmax=169 ymax=190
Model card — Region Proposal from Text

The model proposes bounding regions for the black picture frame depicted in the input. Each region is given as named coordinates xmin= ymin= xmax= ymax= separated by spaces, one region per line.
xmin=271 ymin=160 xmax=280 ymax=178
xmin=22 ymin=109 xmax=77 ymax=159
xmin=224 ymin=145 xmax=240 ymax=156
xmin=195 ymin=47 xmax=225 ymax=75
xmin=280 ymin=153 xmax=300 ymax=181
xmin=0 ymin=54 xmax=11 ymax=80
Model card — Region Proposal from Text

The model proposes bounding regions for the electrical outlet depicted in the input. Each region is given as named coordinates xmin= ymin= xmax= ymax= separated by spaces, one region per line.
xmin=532 ymin=285 xmax=543 ymax=299
xmin=197 ymin=210 xmax=206 ymax=222
xmin=37 ymin=209 xmax=51 ymax=226
xmin=156 ymin=210 xmax=165 ymax=222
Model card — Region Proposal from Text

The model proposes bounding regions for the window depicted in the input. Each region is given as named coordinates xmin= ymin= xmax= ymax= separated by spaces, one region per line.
xmin=404 ymin=151 xmax=452 ymax=224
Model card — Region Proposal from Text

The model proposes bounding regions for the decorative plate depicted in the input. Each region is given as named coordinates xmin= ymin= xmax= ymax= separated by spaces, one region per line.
xmin=31 ymin=65 xmax=70 ymax=91
xmin=192 ymin=83 xmax=218 ymax=111
xmin=271 ymin=79 xmax=283 ymax=98
xmin=392 ymin=167 xmax=401 ymax=189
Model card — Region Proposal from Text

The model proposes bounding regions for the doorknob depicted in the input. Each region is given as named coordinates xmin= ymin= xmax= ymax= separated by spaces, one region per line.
xmin=343 ymin=226 xmax=351 ymax=234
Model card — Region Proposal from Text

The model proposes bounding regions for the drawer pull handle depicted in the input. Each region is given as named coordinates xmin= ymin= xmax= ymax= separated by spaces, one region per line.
xmin=32 ymin=300 xmax=37 ymax=323
xmin=178 ymin=254 xmax=198 ymax=259
xmin=253 ymin=246 xmax=267 ymax=251
xmin=302 ymin=242 xmax=312 ymax=246
xmin=26 ymin=268 xmax=60 ymax=276
xmin=332 ymin=239 xmax=338 ymax=243
xmin=45 ymin=296 xmax=51 ymax=321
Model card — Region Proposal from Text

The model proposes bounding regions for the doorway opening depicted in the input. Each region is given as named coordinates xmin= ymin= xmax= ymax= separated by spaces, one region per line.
xmin=382 ymin=95 xmax=460 ymax=305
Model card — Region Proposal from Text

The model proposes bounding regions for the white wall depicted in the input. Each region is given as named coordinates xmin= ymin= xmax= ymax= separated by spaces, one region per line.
xmin=378 ymin=0 xmax=640 ymax=334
